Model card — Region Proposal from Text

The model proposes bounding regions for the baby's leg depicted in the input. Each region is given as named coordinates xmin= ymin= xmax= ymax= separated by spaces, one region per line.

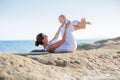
xmin=80 ymin=17 xmax=91 ymax=26
xmin=73 ymin=18 xmax=86 ymax=27
xmin=74 ymin=18 xmax=91 ymax=31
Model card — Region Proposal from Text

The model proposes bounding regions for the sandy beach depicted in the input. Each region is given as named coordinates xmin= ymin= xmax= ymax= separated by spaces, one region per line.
xmin=0 ymin=37 xmax=120 ymax=80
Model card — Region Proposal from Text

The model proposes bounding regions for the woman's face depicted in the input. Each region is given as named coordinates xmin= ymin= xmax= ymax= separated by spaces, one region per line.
xmin=42 ymin=34 xmax=48 ymax=44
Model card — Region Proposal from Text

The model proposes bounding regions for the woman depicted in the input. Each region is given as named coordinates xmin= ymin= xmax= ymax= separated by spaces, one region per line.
xmin=35 ymin=16 xmax=91 ymax=53
xmin=35 ymin=22 xmax=70 ymax=53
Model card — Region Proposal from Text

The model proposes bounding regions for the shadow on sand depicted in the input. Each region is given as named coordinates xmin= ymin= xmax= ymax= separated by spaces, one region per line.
xmin=15 ymin=49 xmax=71 ymax=56
xmin=15 ymin=49 xmax=49 ymax=56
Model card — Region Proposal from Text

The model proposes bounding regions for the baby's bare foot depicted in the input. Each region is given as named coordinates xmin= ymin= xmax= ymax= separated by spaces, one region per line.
xmin=86 ymin=21 xmax=91 ymax=25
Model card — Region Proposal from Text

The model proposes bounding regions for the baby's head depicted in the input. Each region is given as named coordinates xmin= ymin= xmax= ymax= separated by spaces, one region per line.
xmin=58 ymin=15 xmax=66 ymax=24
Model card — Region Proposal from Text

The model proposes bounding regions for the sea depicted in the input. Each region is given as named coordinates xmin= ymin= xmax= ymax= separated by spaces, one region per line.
xmin=0 ymin=39 xmax=100 ymax=53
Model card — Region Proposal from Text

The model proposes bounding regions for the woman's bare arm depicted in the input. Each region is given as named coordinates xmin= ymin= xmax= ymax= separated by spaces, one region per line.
xmin=49 ymin=20 xmax=71 ymax=43
xmin=49 ymin=24 xmax=63 ymax=43
xmin=47 ymin=22 xmax=70 ymax=53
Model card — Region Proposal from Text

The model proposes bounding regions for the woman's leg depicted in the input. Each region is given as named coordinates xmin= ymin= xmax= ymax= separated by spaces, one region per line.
xmin=55 ymin=25 xmax=77 ymax=53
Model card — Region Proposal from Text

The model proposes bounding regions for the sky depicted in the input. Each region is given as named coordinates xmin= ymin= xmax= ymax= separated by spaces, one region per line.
xmin=0 ymin=0 xmax=120 ymax=40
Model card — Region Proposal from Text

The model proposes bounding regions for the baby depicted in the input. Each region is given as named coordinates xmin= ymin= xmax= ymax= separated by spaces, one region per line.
xmin=49 ymin=15 xmax=91 ymax=44
xmin=58 ymin=15 xmax=91 ymax=30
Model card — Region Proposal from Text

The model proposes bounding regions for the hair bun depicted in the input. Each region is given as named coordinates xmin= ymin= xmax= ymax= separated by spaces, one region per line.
xmin=35 ymin=41 xmax=40 ymax=46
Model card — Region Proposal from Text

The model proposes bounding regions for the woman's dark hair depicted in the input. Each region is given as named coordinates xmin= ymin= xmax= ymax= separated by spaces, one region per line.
xmin=35 ymin=33 xmax=44 ymax=46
